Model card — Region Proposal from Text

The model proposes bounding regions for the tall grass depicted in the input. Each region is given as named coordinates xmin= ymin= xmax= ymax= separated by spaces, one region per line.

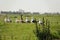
xmin=0 ymin=14 xmax=60 ymax=40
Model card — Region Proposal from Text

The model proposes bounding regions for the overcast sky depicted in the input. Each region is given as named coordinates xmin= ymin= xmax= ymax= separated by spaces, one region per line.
xmin=0 ymin=0 xmax=60 ymax=13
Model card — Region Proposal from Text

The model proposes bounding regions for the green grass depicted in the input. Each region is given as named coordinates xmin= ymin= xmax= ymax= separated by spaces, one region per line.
xmin=0 ymin=14 xmax=60 ymax=40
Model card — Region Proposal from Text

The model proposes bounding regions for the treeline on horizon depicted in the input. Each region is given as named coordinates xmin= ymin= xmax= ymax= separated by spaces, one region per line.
xmin=0 ymin=11 xmax=60 ymax=15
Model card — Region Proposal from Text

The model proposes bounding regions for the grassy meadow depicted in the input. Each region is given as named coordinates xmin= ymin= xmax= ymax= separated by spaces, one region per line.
xmin=0 ymin=14 xmax=60 ymax=40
